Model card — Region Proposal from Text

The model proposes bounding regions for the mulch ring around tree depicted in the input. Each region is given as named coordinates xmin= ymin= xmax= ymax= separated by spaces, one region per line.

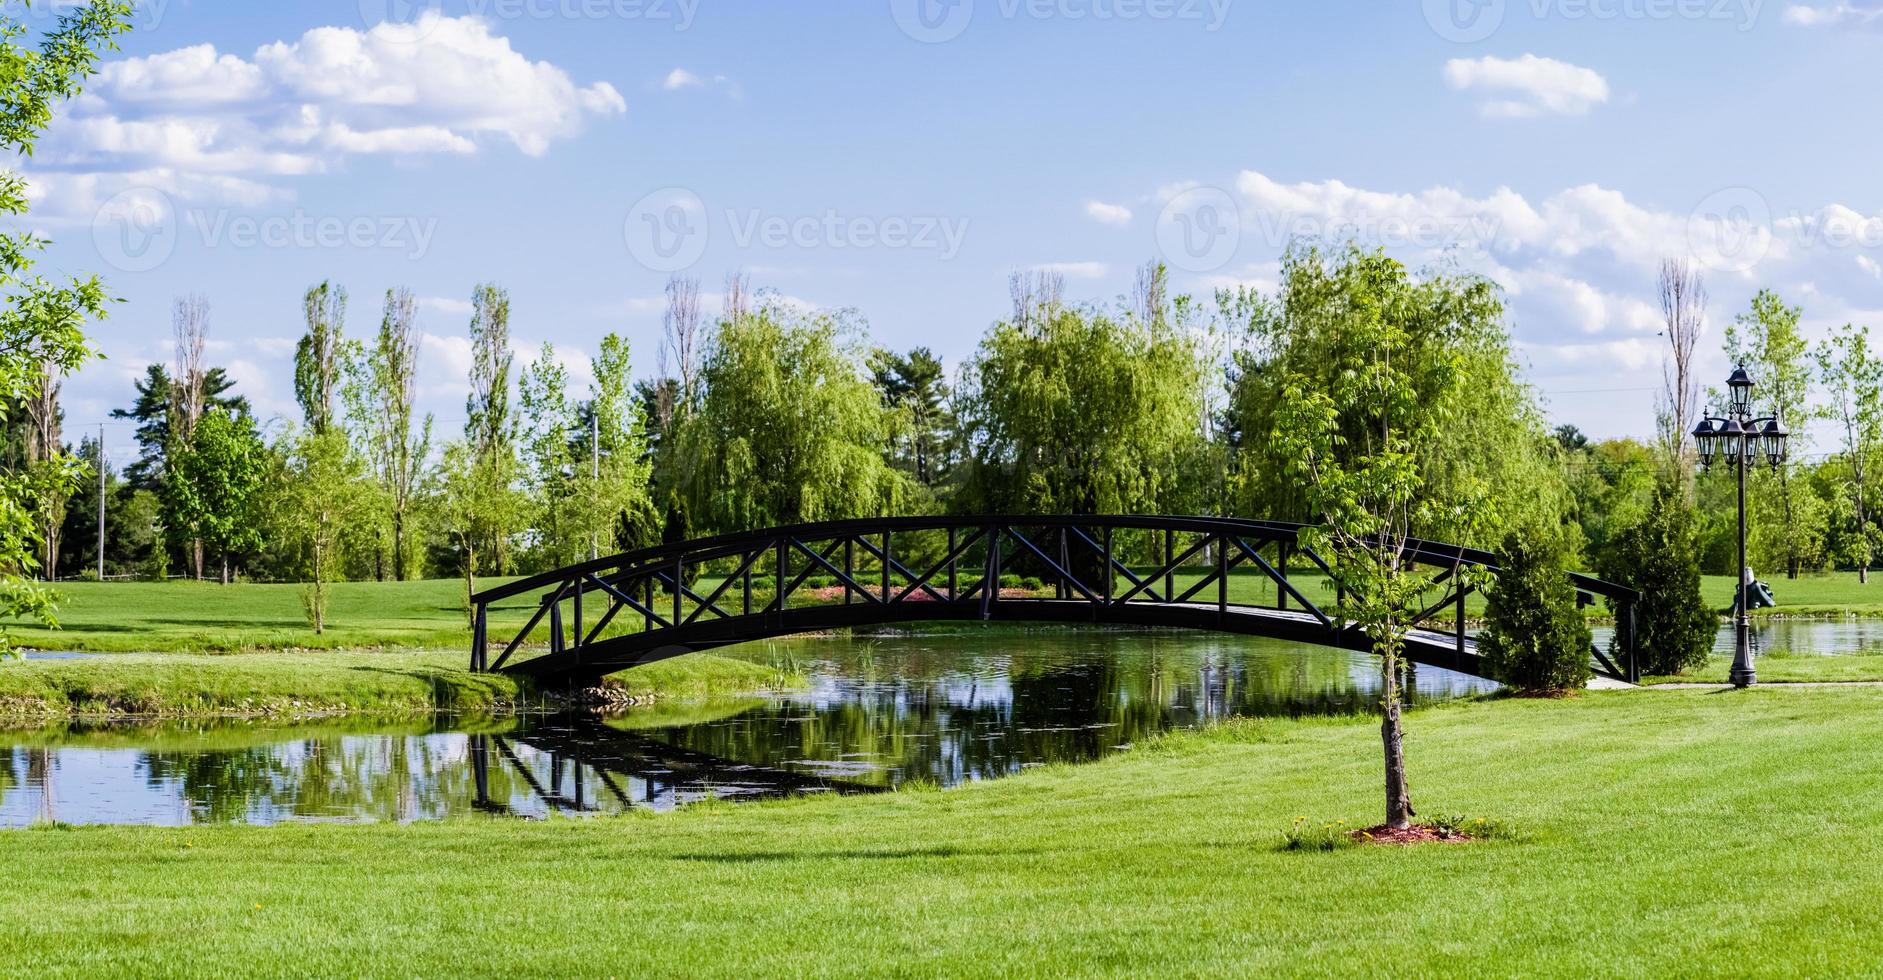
xmin=1353 ymin=824 xmax=1479 ymax=846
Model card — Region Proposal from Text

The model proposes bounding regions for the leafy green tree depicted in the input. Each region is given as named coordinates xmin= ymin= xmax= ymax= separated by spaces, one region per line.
xmin=284 ymin=428 xmax=365 ymax=632
xmin=165 ymin=407 xmax=269 ymax=584
xmin=465 ymin=283 xmax=521 ymax=571
xmin=1599 ymin=481 xmax=1716 ymax=677
xmin=1724 ymin=289 xmax=1815 ymax=578
xmin=1816 ymin=322 xmax=1882 ymax=582
xmin=110 ymin=362 xmax=246 ymax=491
xmin=0 ymin=1 xmax=135 ymax=654
xmin=1225 ymin=245 xmax=1568 ymax=549
xmin=1563 ymin=438 xmax=1658 ymax=568
xmin=519 ymin=342 xmax=577 ymax=568
xmin=1480 ymin=526 xmax=1593 ymax=693
xmin=572 ymin=334 xmax=655 ymax=555
xmin=1269 ymin=246 xmax=1495 ymax=831
xmin=433 ymin=441 xmax=527 ymax=620
xmin=674 ymin=301 xmax=914 ymax=531
xmin=954 ymin=300 xmax=1208 ymax=516
xmin=348 ymin=288 xmax=431 ymax=581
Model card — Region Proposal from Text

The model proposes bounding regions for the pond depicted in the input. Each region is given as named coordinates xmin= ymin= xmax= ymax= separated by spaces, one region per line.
xmin=0 ymin=629 xmax=1493 ymax=827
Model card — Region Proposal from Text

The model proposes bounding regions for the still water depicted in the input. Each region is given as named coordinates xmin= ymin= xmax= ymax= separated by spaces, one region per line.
xmin=0 ymin=630 xmax=1494 ymax=827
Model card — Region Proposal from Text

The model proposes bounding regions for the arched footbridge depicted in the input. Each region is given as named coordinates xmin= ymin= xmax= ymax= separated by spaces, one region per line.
xmin=470 ymin=516 xmax=1640 ymax=687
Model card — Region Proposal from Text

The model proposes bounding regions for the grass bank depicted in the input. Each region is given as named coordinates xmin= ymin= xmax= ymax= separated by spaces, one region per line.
xmin=1646 ymin=651 xmax=1883 ymax=685
xmin=0 ymin=649 xmax=790 ymax=719
xmin=5 ymin=687 xmax=1883 ymax=975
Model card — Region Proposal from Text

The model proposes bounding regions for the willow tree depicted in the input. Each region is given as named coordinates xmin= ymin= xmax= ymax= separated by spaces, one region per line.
xmin=0 ymin=1 xmax=133 ymax=654
xmin=1266 ymin=246 xmax=1499 ymax=832
xmin=1223 ymin=245 xmax=1567 ymax=553
xmin=674 ymin=301 xmax=913 ymax=532
xmin=952 ymin=298 xmax=1211 ymax=516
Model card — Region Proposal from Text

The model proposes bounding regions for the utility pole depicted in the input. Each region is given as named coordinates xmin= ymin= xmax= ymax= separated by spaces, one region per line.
xmin=590 ymin=412 xmax=601 ymax=562
xmin=96 ymin=422 xmax=106 ymax=581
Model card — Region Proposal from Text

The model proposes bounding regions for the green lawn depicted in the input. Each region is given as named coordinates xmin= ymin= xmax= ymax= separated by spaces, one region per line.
xmin=5 ymin=687 xmax=1881 ymax=976
xmin=5 ymin=578 xmax=520 ymax=653
xmin=0 ymin=648 xmax=789 ymax=718
xmin=1706 ymin=570 xmax=1883 ymax=617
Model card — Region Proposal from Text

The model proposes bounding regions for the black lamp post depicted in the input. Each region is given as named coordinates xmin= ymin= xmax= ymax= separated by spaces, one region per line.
xmin=1692 ymin=365 xmax=1789 ymax=689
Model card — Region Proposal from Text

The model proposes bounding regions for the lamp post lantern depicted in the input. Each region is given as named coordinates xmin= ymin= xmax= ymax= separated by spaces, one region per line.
xmin=1692 ymin=365 xmax=1789 ymax=689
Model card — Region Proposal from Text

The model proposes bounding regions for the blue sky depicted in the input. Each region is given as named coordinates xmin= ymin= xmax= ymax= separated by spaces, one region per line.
xmin=26 ymin=0 xmax=1883 ymax=463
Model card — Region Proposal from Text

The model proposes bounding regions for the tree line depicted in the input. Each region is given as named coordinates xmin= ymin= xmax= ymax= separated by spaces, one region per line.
xmin=8 ymin=247 xmax=1879 ymax=633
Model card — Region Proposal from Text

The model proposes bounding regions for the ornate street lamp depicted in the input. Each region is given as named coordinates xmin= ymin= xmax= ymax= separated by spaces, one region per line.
xmin=1693 ymin=365 xmax=1789 ymax=688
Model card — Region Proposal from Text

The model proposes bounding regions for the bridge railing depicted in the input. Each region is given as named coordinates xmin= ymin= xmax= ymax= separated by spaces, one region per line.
xmin=470 ymin=515 xmax=1639 ymax=684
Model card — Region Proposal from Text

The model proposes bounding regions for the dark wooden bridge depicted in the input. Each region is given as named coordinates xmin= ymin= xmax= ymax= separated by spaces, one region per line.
xmin=470 ymin=515 xmax=1640 ymax=687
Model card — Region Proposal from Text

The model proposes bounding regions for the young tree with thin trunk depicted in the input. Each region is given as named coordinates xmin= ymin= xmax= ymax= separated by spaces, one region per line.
xmin=1656 ymin=258 xmax=1705 ymax=490
xmin=1269 ymin=248 xmax=1494 ymax=832
xmin=286 ymin=427 xmax=362 ymax=632
xmin=1817 ymin=322 xmax=1883 ymax=583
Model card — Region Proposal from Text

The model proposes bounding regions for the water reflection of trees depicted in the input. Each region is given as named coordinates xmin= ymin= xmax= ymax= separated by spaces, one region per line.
xmin=645 ymin=631 xmax=1443 ymax=789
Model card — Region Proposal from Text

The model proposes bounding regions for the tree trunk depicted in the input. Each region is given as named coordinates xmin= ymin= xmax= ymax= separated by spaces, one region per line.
xmin=462 ymin=542 xmax=478 ymax=629
xmin=220 ymin=554 xmax=229 ymax=585
xmin=192 ymin=538 xmax=204 ymax=581
xmin=393 ymin=511 xmax=406 ymax=583
xmin=1381 ymin=651 xmax=1414 ymax=831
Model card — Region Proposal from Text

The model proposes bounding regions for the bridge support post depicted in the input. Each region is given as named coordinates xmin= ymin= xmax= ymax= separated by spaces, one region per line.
xmin=472 ymin=604 xmax=487 ymax=673
xmin=1278 ymin=544 xmax=1288 ymax=611
xmin=947 ymin=527 xmax=958 ymax=600
xmin=551 ymin=601 xmax=563 ymax=655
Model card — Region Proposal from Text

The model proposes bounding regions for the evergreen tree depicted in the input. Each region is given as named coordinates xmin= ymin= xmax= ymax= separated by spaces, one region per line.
xmin=1481 ymin=526 xmax=1594 ymax=693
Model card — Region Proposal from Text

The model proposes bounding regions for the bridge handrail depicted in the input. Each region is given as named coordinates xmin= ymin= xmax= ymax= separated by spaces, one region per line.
xmin=473 ymin=514 xmax=1638 ymax=606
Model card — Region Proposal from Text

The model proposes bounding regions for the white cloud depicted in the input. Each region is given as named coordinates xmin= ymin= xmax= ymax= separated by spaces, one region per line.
xmin=1032 ymin=261 xmax=1108 ymax=279
xmin=1442 ymin=54 xmax=1610 ymax=118
xmin=30 ymin=13 xmax=626 ymax=216
xmin=1783 ymin=2 xmax=1883 ymax=27
xmin=659 ymin=67 xmax=739 ymax=97
xmin=1084 ymin=201 xmax=1133 ymax=226
xmin=419 ymin=296 xmax=475 ymax=317
xmin=1858 ymin=255 xmax=1882 ymax=279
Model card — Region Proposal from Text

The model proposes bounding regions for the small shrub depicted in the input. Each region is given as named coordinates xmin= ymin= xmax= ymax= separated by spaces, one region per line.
xmin=1481 ymin=526 xmax=1593 ymax=693
xmin=1279 ymin=817 xmax=1359 ymax=852
xmin=1599 ymin=480 xmax=1716 ymax=676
